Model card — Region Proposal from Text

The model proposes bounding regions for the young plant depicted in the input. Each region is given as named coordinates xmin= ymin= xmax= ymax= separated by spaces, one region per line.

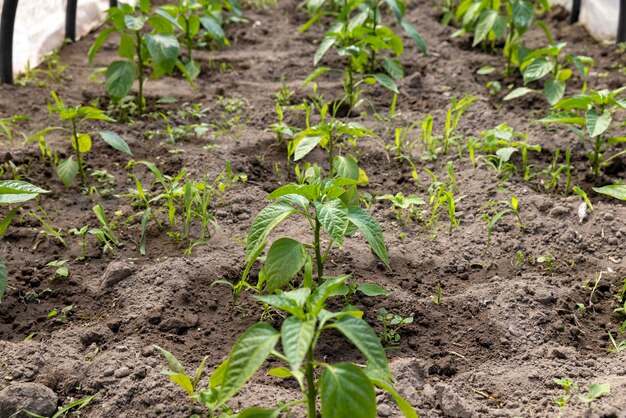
xmin=0 ymin=180 xmax=49 ymax=239
xmin=158 ymin=276 xmax=417 ymax=417
xmin=479 ymin=194 xmax=524 ymax=242
xmin=89 ymin=0 xmax=193 ymax=114
xmin=540 ymin=88 xmax=626 ymax=177
xmin=578 ymin=382 xmax=610 ymax=409
xmin=90 ymin=204 xmax=121 ymax=253
xmin=376 ymin=192 xmax=425 ymax=225
xmin=377 ymin=307 xmax=414 ymax=344
xmin=236 ymin=176 xmax=389 ymax=297
xmin=0 ymin=115 xmax=29 ymax=144
xmin=30 ymin=92 xmax=132 ymax=187
xmin=554 ymin=377 xmax=578 ymax=411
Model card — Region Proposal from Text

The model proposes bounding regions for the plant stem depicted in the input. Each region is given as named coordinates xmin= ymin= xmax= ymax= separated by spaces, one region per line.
xmin=592 ymin=136 xmax=603 ymax=176
xmin=135 ymin=31 xmax=145 ymax=115
xmin=314 ymin=216 xmax=324 ymax=283
xmin=346 ymin=60 xmax=354 ymax=112
xmin=328 ymin=132 xmax=335 ymax=177
xmin=305 ymin=348 xmax=317 ymax=418
xmin=71 ymin=120 xmax=86 ymax=187
xmin=368 ymin=5 xmax=377 ymax=72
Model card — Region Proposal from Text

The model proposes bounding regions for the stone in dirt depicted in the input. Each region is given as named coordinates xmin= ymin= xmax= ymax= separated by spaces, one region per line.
xmin=100 ymin=262 xmax=135 ymax=289
xmin=0 ymin=382 xmax=58 ymax=418
xmin=435 ymin=383 xmax=475 ymax=418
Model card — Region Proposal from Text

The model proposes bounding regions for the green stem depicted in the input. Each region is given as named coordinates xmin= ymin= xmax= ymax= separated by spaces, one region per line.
xmin=305 ymin=348 xmax=317 ymax=418
xmin=368 ymin=5 xmax=377 ymax=72
xmin=71 ymin=120 xmax=86 ymax=187
xmin=346 ymin=60 xmax=354 ymax=112
xmin=314 ymin=216 xmax=324 ymax=283
xmin=592 ymin=136 xmax=603 ymax=177
xmin=135 ymin=31 xmax=145 ymax=115
xmin=328 ymin=132 xmax=335 ymax=177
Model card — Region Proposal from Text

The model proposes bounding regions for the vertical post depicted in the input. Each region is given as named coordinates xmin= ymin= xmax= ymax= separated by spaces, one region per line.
xmin=0 ymin=0 xmax=19 ymax=84
xmin=65 ymin=0 xmax=78 ymax=42
xmin=618 ymin=0 xmax=626 ymax=42
xmin=571 ymin=0 xmax=581 ymax=24
xmin=110 ymin=0 xmax=118 ymax=7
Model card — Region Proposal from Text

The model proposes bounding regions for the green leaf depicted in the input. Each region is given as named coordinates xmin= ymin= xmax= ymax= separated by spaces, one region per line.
xmin=146 ymin=34 xmax=179 ymax=73
xmin=57 ymin=157 xmax=79 ymax=187
xmin=246 ymin=202 xmax=297 ymax=263
xmin=382 ymin=58 xmax=404 ymax=80
xmin=357 ymin=283 xmax=389 ymax=297
xmin=512 ymin=0 xmax=534 ymax=29
xmin=473 ymin=10 xmax=498 ymax=47
xmin=476 ymin=65 xmax=495 ymax=75
xmin=400 ymin=19 xmax=426 ymax=53
xmin=294 ymin=135 xmax=323 ymax=161
xmin=302 ymin=67 xmax=331 ymax=86
xmin=315 ymin=36 xmax=336 ymax=66
xmin=281 ymin=316 xmax=316 ymax=372
xmin=184 ymin=58 xmax=201 ymax=80
xmin=263 ymin=238 xmax=307 ymax=291
xmin=365 ymin=369 xmax=418 ymax=418
xmin=88 ymin=27 xmax=114 ymax=63
xmin=0 ymin=207 xmax=19 ymax=237
xmin=373 ymin=73 xmax=398 ymax=93
xmin=310 ymin=274 xmax=350 ymax=315
xmin=503 ymin=87 xmax=535 ymax=101
xmin=72 ymin=133 xmax=92 ymax=153
xmin=118 ymin=33 xmax=135 ymax=60
xmin=124 ymin=15 xmax=147 ymax=31
xmin=315 ymin=199 xmax=349 ymax=244
xmin=0 ymin=180 xmax=48 ymax=204
xmin=0 ymin=261 xmax=7 ymax=302
xmin=330 ymin=315 xmax=389 ymax=374
xmin=236 ymin=408 xmax=281 ymax=418
xmin=99 ymin=131 xmax=133 ymax=155
xmin=593 ymin=185 xmax=626 ymax=200
xmin=587 ymin=382 xmax=611 ymax=398
xmin=539 ymin=113 xmax=586 ymax=125
xmin=586 ymin=108 xmax=612 ymax=137
xmin=385 ymin=0 xmax=405 ymax=21
xmin=544 ymin=79 xmax=565 ymax=105
xmin=200 ymin=15 xmax=226 ymax=42
xmin=320 ymin=363 xmax=376 ymax=418
xmin=523 ymin=58 xmax=555 ymax=83
xmin=347 ymin=207 xmax=390 ymax=268
xmin=334 ymin=155 xmax=359 ymax=180
xmin=218 ymin=323 xmax=280 ymax=404
xmin=105 ymin=61 xmax=136 ymax=100
xmin=153 ymin=345 xmax=186 ymax=374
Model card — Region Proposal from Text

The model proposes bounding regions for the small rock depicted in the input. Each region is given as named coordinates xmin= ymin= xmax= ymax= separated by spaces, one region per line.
xmin=100 ymin=262 xmax=135 ymax=289
xmin=435 ymin=383 xmax=474 ymax=418
xmin=158 ymin=314 xmax=199 ymax=334
xmin=114 ymin=367 xmax=131 ymax=378
xmin=377 ymin=403 xmax=393 ymax=417
xmin=0 ymin=382 xmax=58 ymax=418
xmin=604 ymin=213 xmax=614 ymax=221
xmin=549 ymin=206 xmax=569 ymax=218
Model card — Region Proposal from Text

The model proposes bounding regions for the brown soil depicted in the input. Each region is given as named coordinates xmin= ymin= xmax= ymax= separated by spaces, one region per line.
xmin=1 ymin=1 xmax=625 ymax=417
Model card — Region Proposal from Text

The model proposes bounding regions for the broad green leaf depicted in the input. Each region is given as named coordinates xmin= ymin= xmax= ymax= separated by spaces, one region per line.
xmin=382 ymin=57 xmax=404 ymax=80
xmin=246 ymin=202 xmax=297 ymax=263
xmin=512 ymin=0 xmax=533 ymax=29
xmin=236 ymin=407 xmax=281 ymax=418
xmin=473 ymin=10 xmax=498 ymax=47
xmin=373 ymin=73 xmax=398 ymax=93
xmin=310 ymin=274 xmax=350 ymax=315
xmin=146 ymin=34 xmax=179 ymax=73
xmin=294 ymin=135 xmax=323 ymax=161
xmin=357 ymin=283 xmax=389 ymax=297
xmin=281 ymin=316 xmax=316 ymax=372
xmin=315 ymin=36 xmax=336 ymax=66
xmin=320 ymin=363 xmax=376 ymax=418
xmin=88 ymin=27 xmax=114 ymax=63
xmin=209 ymin=359 xmax=229 ymax=389
xmin=496 ymin=147 xmax=517 ymax=162
xmin=400 ymin=19 xmax=426 ymax=53
xmin=587 ymin=382 xmax=611 ymax=398
xmin=347 ymin=207 xmax=390 ymax=268
xmin=263 ymin=238 xmax=307 ymax=291
xmin=523 ymin=58 xmax=554 ymax=83
xmin=586 ymin=108 xmax=612 ymax=137
xmin=334 ymin=155 xmax=359 ymax=180
xmin=105 ymin=61 xmax=136 ymax=100
xmin=99 ymin=131 xmax=133 ymax=155
xmin=255 ymin=294 xmax=303 ymax=318
xmin=200 ymin=15 xmax=226 ymax=42
xmin=72 ymin=133 xmax=92 ymax=153
xmin=544 ymin=79 xmax=565 ymax=105
xmin=330 ymin=315 xmax=389 ymax=374
xmin=315 ymin=199 xmax=349 ymax=244
xmin=268 ymin=367 xmax=292 ymax=378
xmin=593 ymin=185 xmax=626 ymax=200
xmin=124 ymin=15 xmax=147 ymax=31
xmin=476 ymin=65 xmax=495 ymax=75
xmin=218 ymin=323 xmax=279 ymax=404
xmin=57 ymin=157 xmax=79 ymax=187
xmin=0 ymin=180 xmax=48 ymax=204
xmin=118 ymin=33 xmax=135 ymax=60
xmin=503 ymin=87 xmax=534 ymax=101
xmin=0 ymin=261 xmax=7 ymax=302
xmin=184 ymin=58 xmax=201 ymax=80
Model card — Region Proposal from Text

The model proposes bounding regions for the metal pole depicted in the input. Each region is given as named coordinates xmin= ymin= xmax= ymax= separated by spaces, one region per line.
xmin=571 ymin=0 xmax=581 ymax=24
xmin=110 ymin=0 xmax=118 ymax=7
xmin=0 ymin=0 xmax=18 ymax=84
xmin=618 ymin=0 xmax=626 ymax=42
xmin=65 ymin=0 xmax=78 ymax=42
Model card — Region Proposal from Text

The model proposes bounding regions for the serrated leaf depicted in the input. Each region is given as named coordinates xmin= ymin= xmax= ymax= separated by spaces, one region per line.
xmin=105 ymin=61 xmax=136 ymax=100
xmin=217 ymin=323 xmax=279 ymax=404
xmin=315 ymin=199 xmax=349 ymax=244
xmin=503 ymin=87 xmax=535 ymax=101
xmin=246 ymin=202 xmax=297 ymax=263
xmin=320 ymin=363 xmax=376 ymax=418
xmin=281 ymin=316 xmax=315 ymax=372
xmin=347 ymin=207 xmax=389 ymax=268
xmin=0 ymin=180 xmax=48 ymax=204
xmin=593 ymin=185 xmax=626 ymax=200
xmin=373 ymin=73 xmax=398 ymax=93
xmin=330 ymin=315 xmax=389 ymax=374
xmin=263 ymin=238 xmax=307 ymax=291
xmin=57 ymin=157 xmax=79 ymax=187
xmin=99 ymin=131 xmax=133 ymax=155
xmin=586 ymin=108 xmax=612 ymax=137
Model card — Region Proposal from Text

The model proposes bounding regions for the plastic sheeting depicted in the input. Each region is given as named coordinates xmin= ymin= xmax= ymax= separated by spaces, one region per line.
xmin=0 ymin=0 xmax=136 ymax=75
xmin=551 ymin=0 xmax=620 ymax=41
